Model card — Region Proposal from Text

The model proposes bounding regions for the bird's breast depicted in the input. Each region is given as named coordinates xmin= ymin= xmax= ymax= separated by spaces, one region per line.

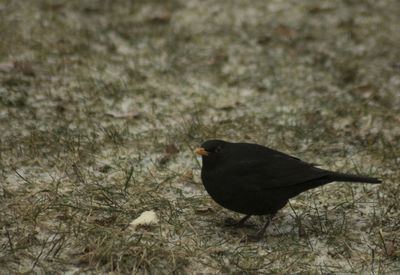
xmin=201 ymin=166 xmax=233 ymax=204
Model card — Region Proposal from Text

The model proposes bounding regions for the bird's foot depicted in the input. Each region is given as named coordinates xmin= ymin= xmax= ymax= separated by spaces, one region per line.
xmin=245 ymin=215 xmax=274 ymax=242
xmin=224 ymin=217 xmax=239 ymax=226
xmin=224 ymin=215 xmax=252 ymax=228
xmin=246 ymin=230 xmax=266 ymax=242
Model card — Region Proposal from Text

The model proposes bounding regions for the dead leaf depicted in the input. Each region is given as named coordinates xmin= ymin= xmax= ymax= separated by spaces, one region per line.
xmin=385 ymin=241 xmax=395 ymax=255
xmin=257 ymin=35 xmax=272 ymax=45
xmin=210 ymin=247 xmax=227 ymax=254
xmin=55 ymin=102 xmax=66 ymax=113
xmin=94 ymin=216 xmax=117 ymax=226
xmin=148 ymin=12 xmax=171 ymax=24
xmin=216 ymin=101 xmax=242 ymax=110
xmin=308 ymin=6 xmax=322 ymax=14
xmin=96 ymin=164 xmax=111 ymax=173
xmin=181 ymin=170 xmax=193 ymax=181
xmin=287 ymin=49 xmax=296 ymax=60
xmin=350 ymin=84 xmax=376 ymax=99
xmin=105 ymin=110 xmax=142 ymax=119
xmin=13 ymin=61 xmax=35 ymax=76
xmin=159 ymin=144 xmax=179 ymax=165
xmin=195 ymin=208 xmax=215 ymax=215
xmin=41 ymin=1 xmax=65 ymax=10
xmin=208 ymin=50 xmax=228 ymax=65
xmin=165 ymin=144 xmax=179 ymax=155
xmin=298 ymin=218 xmax=307 ymax=238
xmin=383 ymin=240 xmax=400 ymax=257
xmin=274 ymin=25 xmax=297 ymax=39
xmin=305 ymin=111 xmax=321 ymax=124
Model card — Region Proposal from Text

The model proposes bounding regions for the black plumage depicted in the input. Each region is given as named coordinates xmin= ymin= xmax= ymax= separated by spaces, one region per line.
xmin=195 ymin=140 xmax=381 ymax=240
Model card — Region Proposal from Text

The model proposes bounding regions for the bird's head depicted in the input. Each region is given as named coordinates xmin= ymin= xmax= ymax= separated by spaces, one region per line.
xmin=194 ymin=140 xmax=228 ymax=159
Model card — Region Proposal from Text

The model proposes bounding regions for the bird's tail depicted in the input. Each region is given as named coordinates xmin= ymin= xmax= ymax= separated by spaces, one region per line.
xmin=329 ymin=172 xmax=381 ymax=184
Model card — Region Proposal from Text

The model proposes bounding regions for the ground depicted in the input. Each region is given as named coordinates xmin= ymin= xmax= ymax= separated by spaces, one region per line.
xmin=1 ymin=0 xmax=400 ymax=273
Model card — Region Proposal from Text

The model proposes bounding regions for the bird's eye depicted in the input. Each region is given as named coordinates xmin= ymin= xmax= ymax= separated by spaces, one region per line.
xmin=215 ymin=145 xmax=222 ymax=153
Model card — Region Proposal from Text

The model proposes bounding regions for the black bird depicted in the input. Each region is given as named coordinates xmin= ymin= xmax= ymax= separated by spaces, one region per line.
xmin=194 ymin=140 xmax=381 ymax=240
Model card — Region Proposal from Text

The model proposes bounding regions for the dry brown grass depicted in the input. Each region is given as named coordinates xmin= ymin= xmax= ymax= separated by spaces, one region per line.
xmin=1 ymin=0 xmax=400 ymax=273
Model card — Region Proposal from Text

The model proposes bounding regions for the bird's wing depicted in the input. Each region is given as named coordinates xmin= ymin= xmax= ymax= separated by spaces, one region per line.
xmin=226 ymin=156 xmax=329 ymax=191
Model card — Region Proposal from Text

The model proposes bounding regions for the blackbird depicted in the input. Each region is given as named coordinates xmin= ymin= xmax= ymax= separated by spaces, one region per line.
xmin=194 ymin=140 xmax=381 ymax=240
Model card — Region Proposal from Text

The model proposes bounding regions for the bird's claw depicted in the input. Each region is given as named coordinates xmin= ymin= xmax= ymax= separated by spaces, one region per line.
xmin=224 ymin=215 xmax=252 ymax=228
xmin=224 ymin=217 xmax=241 ymax=227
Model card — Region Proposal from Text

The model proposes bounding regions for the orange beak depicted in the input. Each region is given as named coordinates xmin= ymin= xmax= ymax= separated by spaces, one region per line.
xmin=194 ymin=148 xmax=209 ymax=156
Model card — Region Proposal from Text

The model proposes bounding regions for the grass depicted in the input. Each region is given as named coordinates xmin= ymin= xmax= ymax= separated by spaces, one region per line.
xmin=1 ymin=0 xmax=400 ymax=273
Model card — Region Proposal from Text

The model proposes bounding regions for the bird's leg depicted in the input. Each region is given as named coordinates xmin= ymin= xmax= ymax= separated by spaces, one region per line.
xmin=248 ymin=213 xmax=275 ymax=241
xmin=235 ymin=214 xmax=252 ymax=226
xmin=225 ymin=214 xmax=251 ymax=227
